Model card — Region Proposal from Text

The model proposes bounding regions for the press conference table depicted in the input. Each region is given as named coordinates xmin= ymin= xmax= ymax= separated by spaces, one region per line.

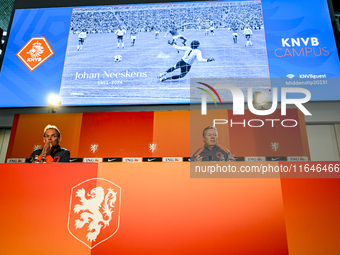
xmin=1 ymin=162 xmax=339 ymax=255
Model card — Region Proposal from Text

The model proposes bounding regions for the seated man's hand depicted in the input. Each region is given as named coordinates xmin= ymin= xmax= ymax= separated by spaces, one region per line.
xmin=228 ymin=154 xmax=236 ymax=162
xmin=194 ymin=155 xmax=203 ymax=162
xmin=41 ymin=141 xmax=52 ymax=156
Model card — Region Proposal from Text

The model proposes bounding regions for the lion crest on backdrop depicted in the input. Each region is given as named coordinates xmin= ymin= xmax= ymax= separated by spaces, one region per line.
xmin=74 ymin=187 xmax=116 ymax=241
xmin=27 ymin=41 xmax=44 ymax=58
xmin=68 ymin=178 xmax=121 ymax=249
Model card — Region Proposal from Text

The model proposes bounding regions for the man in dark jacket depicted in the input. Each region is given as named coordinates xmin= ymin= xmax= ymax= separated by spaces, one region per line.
xmin=192 ymin=126 xmax=234 ymax=162
xmin=30 ymin=125 xmax=70 ymax=163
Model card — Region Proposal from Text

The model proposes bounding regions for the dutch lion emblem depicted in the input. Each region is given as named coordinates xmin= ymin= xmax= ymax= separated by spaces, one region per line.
xmin=73 ymin=186 xmax=117 ymax=242
xmin=68 ymin=178 xmax=121 ymax=248
xmin=26 ymin=41 xmax=44 ymax=58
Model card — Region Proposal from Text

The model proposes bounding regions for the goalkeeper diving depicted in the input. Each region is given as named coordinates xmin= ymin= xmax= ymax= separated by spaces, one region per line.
xmin=158 ymin=40 xmax=215 ymax=82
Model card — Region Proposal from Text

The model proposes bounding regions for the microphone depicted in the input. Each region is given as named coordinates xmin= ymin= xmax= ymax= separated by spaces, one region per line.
xmin=208 ymin=156 xmax=213 ymax=161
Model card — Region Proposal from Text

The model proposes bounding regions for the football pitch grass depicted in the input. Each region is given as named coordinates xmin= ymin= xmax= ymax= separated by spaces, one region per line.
xmin=60 ymin=29 xmax=270 ymax=105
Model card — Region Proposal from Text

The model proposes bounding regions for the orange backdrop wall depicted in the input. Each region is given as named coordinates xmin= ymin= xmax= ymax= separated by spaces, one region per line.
xmin=6 ymin=109 xmax=309 ymax=161
xmin=1 ymin=163 xmax=340 ymax=254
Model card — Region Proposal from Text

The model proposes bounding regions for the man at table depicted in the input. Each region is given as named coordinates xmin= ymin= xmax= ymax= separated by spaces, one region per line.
xmin=192 ymin=126 xmax=235 ymax=162
xmin=30 ymin=125 xmax=70 ymax=163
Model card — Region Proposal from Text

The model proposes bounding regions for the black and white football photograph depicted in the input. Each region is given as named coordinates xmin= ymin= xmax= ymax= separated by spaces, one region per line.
xmin=59 ymin=1 xmax=269 ymax=105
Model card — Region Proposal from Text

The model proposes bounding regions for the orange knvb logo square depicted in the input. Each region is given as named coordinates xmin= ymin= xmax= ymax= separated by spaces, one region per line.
xmin=68 ymin=178 xmax=121 ymax=249
xmin=16 ymin=37 xmax=54 ymax=71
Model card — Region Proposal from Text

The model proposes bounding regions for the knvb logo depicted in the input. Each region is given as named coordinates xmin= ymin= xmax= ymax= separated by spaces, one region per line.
xmin=148 ymin=143 xmax=157 ymax=153
xmin=68 ymin=178 xmax=121 ymax=249
xmin=16 ymin=37 xmax=54 ymax=71
xmin=90 ymin=143 xmax=99 ymax=153
xmin=34 ymin=144 xmax=42 ymax=151
xmin=199 ymin=83 xmax=311 ymax=116
xmin=271 ymin=142 xmax=280 ymax=152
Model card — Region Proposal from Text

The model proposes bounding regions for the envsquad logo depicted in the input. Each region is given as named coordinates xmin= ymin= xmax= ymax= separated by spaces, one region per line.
xmin=197 ymin=82 xmax=312 ymax=128
xmin=274 ymin=37 xmax=329 ymax=58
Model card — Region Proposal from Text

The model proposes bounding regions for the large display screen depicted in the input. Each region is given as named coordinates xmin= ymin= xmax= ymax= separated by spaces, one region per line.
xmin=0 ymin=0 xmax=339 ymax=107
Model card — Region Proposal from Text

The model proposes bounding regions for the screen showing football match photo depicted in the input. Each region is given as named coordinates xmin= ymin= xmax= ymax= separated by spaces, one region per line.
xmin=59 ymin=1 xmax=269 ymax=105
xmin=0 ymin=0 xmax=339 ymax=107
